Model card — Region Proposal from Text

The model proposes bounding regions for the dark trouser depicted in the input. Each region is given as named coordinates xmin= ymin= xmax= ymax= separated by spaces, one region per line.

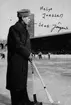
xmin=10 ymin=88 xmax=30 ymax=105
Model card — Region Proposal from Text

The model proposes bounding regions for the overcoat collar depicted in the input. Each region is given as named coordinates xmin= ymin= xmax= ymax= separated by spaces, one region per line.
xmin=14 ymin=21 xmax=27 ymax=32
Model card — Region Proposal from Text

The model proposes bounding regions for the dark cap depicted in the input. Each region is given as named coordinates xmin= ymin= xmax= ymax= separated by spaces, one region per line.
xmin=17 ymin=9 xmax=30 ymax=18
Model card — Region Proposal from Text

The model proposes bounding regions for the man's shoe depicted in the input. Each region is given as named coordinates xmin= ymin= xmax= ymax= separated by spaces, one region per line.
xmin=28 ymin=101 xmax=42 ymax=105
xmin=34 ymin=101 xmax=42 ymax=105
xmin=27 ymin=101 xmax=34 ymax=105
xmin=29 ymin=101 xmax=34 ymax=104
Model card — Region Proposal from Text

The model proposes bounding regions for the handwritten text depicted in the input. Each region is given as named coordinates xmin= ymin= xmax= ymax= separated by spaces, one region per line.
xmin=40 ymin=6 xmax=52 ymax=12
xmin=51 ymin=24 xmax=68 ymax=32
xmin=42 ymin=13 xmax=63 ymax=19
xmin=34 ymin=22 xmax=68 ymax=33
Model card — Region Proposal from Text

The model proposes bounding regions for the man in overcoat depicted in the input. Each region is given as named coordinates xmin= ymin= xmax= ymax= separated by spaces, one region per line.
xmin=6 ymin=9 xmax=33 ymax=105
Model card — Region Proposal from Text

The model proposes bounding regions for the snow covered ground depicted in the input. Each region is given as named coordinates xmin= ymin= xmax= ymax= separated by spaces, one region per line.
xmin=0 ymin=53 xmax=71 ymax=105
xmin=27 ymin=56 xmax=71 ymax=105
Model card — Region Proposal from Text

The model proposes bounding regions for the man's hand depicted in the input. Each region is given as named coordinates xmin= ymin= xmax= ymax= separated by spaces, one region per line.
xmin=29 ymin=53 xmax=33 ymax=62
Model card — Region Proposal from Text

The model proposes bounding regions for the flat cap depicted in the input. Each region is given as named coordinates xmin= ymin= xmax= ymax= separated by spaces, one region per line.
xmin=17 ymin=9 xmax=30 ymax=17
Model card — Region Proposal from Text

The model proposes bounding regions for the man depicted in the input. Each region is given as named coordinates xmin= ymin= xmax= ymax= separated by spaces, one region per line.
xmin=48 ymin=52 xmax=50 ymax=59
xmin=38 ymin=52 xmax=42 ymax=59
xmin=6 ymin=9 xmax=33 ymax=105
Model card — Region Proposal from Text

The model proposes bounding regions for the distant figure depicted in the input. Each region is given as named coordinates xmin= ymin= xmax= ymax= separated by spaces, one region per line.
xmin=0 ymin=53 xmax=5 ymax=59
xmin=0 ymin=43 xmax=4 ymax=49
xmin=38 ymin=52 xmax=42 ymax=59
xmin=48 ymin=52 xmax=50 ymax=59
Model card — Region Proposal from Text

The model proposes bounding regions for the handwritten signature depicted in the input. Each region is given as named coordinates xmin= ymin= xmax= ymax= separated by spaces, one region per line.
xmin=51 ymin=24 xmax=68 ymax=32
xmin=40 ymin=6 xmax=52 ymax=12
xmin=42 ymin=13 xmax=63 ymax=19
xmin=34 ymin=22 xmax=68 ymax=33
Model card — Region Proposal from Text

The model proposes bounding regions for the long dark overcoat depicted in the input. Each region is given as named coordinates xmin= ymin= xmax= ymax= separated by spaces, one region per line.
xmin=6 ymin=21 xmax=31 ymax=90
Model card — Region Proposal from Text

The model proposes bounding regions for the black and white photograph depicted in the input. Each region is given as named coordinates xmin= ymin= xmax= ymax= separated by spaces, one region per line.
xmin=0 ymin=0 xmax=71 ymax=105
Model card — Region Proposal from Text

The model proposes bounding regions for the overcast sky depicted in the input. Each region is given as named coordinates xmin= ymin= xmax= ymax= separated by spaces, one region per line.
xmin=0 ymin=0 xmax=71 ymax=39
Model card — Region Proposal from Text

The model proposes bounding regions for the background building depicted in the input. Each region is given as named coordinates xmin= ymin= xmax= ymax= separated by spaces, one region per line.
xmin=28 ymin=14 xmax=34 ymax=38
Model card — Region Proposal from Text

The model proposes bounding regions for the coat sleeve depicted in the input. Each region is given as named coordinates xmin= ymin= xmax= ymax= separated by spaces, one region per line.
xmin=10 ymin=26 xmax=31 ymax=59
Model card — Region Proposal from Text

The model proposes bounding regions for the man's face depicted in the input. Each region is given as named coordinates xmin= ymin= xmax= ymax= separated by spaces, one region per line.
xmin=22 ymin=16 xmax=30 ymax=24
